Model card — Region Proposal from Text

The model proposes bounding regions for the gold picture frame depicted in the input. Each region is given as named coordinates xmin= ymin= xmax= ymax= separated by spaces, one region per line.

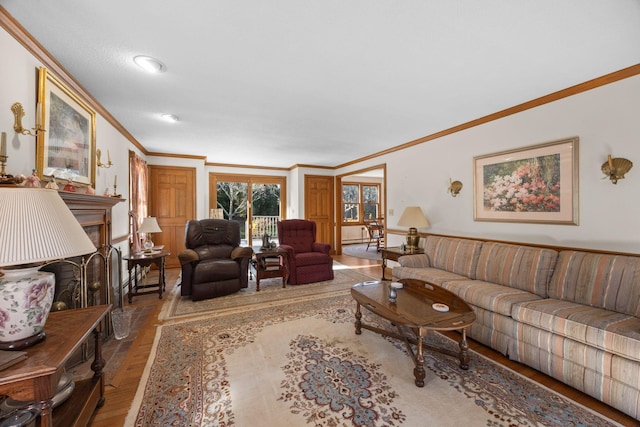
xmin=473 ymin=137 xmax=579 ymax=225
xmin=36 ymin=67 xmax=96 ymax=187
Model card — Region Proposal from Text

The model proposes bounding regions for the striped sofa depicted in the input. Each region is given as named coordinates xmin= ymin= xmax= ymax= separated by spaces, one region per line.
xmin=392 ymin=235 xmax=640 ymax=420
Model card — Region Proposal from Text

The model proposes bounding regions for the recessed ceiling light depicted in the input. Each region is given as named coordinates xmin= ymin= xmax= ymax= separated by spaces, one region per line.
xmin=133 ymin=55 xmax=166 ymax=73
xmin=161 ymin=114 xmax=179 ymax=123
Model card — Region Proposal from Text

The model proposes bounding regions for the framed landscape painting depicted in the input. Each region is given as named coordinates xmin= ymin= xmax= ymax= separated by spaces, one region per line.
xmin=473 ymin=137 xmax=579 ymax=225
xmin=36 ymin=67 xmax=96 ymax=187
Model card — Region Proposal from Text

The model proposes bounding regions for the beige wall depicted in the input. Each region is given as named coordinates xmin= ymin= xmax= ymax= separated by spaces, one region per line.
xmin=3 ymin=16 xmax=639 ymax=254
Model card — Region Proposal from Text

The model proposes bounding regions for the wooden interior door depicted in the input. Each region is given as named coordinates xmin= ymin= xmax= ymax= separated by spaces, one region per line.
xmin=304 ymin=175 xmax=335 ymax=252
xmin=148 ymin=165 xmax=196 ymax=269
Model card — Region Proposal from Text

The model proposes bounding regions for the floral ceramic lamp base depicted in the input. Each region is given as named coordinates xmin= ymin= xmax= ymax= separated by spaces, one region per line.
xmin=0 ymin=267 xmax=55 ymax=351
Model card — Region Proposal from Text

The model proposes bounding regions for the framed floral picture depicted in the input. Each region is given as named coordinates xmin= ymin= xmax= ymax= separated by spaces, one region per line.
xmin=473 ymin=137 xmax=579 ymax=224
xmin=36 ymin=67 xmax=96 ymax=187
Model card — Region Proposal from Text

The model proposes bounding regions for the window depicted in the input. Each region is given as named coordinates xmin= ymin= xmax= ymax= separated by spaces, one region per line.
xmin=342 ymin=183 xmax=380 ymax=224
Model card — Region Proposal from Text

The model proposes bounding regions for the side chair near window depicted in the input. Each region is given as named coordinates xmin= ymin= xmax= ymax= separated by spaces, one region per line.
xmin=366 ymin=221 xmax=385 ymax=252
xmin=178 ymin=219 xmax=253 ymax=301
xmin=277 ymin=219 xmax=334 ymax=285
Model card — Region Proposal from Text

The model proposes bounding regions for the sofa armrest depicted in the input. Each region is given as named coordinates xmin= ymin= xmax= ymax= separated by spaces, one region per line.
xmin=398 ymin=254 xmax=430 ymax=268
xmin=178 ymin=249 xmax=200 ymax=265
xmin=312 ymin=242 xmax=331 ymax=255
xmin=231 ymin=246 xmax=254 ymax=260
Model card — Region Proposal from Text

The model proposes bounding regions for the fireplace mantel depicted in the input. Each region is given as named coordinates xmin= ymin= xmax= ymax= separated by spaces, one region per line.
xmin=58 ymin=192 xmax=125 ymax=249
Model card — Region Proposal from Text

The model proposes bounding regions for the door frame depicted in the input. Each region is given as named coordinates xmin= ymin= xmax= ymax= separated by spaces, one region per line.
xmin=335 ymin=164 xmax=387 ymax=255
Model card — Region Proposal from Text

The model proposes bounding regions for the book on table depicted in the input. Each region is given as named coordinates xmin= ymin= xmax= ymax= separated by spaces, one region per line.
xmin=260 ymin=257 xmax=282 ymax=270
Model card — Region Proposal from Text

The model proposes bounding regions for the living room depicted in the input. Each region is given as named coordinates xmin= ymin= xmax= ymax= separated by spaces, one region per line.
xmin=1 ymin=2 xmax=640 ymax=426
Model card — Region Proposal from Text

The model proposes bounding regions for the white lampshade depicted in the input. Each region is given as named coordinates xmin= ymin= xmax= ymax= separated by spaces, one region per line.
xmin=397 ymin=206 xmax=430 ymax=229
xmin=0 ymin=188 xmax=96 ymax=350
xmin=138 ymin=217 xmax=162 ymax=234
xmin=0 ymin=188 xmax=96 ymax=267
xmin=397 ymin=206 xmax=429 ymax=253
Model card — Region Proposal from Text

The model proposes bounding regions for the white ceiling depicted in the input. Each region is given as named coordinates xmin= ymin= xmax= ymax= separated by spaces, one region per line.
xmin=2 ymin=1 xmax=639 ymax=168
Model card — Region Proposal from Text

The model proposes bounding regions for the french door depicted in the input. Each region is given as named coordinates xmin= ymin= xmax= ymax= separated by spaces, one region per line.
xmin=209 ymin=173 xmax=286 ymax=248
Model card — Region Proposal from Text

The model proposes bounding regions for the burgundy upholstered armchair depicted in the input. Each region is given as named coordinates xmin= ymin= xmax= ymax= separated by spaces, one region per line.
xmin=277 ymin=219 xmax=333 ymax=285
xmin=178 ymin=219 xmax=253 ymax=301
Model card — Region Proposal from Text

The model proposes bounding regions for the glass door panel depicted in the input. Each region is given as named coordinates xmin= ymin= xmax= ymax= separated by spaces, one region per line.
xmin=216 ymin=181 xmax=249 ymax=244
xmin=212 ymin=174 xmax=286 ymax=248
xmin=251 ymin=183 xmax=281 ymax=248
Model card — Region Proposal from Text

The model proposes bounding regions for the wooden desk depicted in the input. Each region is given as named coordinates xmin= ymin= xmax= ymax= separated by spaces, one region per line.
xmin=124 ymin=251 xmax=170 ymax=303
xmin=0 ymin=305 xmax=110 ymax=427
xmin=380 ymin=246 xmax=424 ymax=280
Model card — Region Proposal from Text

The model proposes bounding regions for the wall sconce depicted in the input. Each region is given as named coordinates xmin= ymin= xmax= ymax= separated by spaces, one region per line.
xmin=11 ymin=102 xmax=46 ymax=137
xmin=96 ymin=148 xmax=113 ymax=168
xmin=448 ymin=179 xmax=463 ymax=197
xmin=601 ymin=155 xmax=632 ymax=184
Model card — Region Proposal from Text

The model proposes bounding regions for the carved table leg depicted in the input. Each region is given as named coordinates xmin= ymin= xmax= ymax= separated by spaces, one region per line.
xmin=354 ymin=303 xmax=362 ymax=335
xmin=413 ymin=327 xmax=426 ymax=387
xmin=458 ymin=328 xmax=470 ymax=370
xmin=91 ymin=324 xmax=106 ymax=407
xmin=38 ymin=399 xmax=54 ymax=427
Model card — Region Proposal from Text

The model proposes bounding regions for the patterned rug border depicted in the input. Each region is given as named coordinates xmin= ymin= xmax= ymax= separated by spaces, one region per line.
xmin=128 ymin=293 xmax=623 ymax=427
xmin=158 ymin=263 xmax=378 ymax=321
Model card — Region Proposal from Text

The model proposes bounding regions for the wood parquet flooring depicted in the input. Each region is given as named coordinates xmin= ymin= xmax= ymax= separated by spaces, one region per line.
xmin=88 ymin=254 xmax=639 ymax=426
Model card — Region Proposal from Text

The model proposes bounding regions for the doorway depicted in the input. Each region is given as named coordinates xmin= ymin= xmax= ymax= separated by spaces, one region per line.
xmin=335 ymin=164 xmax=386 ymax=255
xmin=209 ymin=173 xmax=287 ymax=249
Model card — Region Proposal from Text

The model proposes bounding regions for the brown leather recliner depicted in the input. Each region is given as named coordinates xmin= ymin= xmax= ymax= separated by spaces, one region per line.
xmin=178 ymin=219 xmax=253 ymax=301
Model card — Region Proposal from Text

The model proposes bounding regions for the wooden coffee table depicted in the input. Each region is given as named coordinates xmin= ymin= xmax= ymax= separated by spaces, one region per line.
xmin=351 ymin=278 xmax=476 ymax=387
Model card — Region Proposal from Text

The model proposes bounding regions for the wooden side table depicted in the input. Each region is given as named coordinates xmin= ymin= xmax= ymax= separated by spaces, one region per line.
xmin=252 ymin=249 xmax=288 ymax=291
xmin=124 ymin=251 xmax=170 ymax=303
xmin=380 ymin=246 xmax=424 ymax=280
xmin=0 ymin=305 xmax=110 ymax=427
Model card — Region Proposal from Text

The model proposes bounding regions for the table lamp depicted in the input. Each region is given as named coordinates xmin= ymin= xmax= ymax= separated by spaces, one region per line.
xmin=0 ymin=188 xmax=96 ymax=350
xmin=138 ymin=217 xmax=162 ymax=253
xmin=397 ymin=206 xmax=430 ymax=253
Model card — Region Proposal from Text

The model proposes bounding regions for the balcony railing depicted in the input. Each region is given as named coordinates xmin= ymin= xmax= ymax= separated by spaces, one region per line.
xmin=251 ymin=215 xmax=280 ymax=241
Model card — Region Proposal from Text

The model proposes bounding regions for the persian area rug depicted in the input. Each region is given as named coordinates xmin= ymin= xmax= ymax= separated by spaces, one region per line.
xmin=127 ymin=294 xmax=622 ymax=427
xmin=158 ymin=264 xmax=378 ymax=320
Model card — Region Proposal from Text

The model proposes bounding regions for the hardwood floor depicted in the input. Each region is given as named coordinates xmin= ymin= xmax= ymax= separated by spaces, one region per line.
xmin=89 ymin=254 xmax=638 ymax=426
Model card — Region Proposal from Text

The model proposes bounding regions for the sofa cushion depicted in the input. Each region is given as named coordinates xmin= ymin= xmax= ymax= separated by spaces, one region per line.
xmin=441 ymin=279 xmax=542 ymax=317
xmin=423 ymin=236 xmax=483 ymax=279
xmin=474 ymin=242 xmax=558 ymax=298
xmin=548 ymin=250 xmax=640 ymax=316
xmin=512 ymin=298 xmax=640 ymax=362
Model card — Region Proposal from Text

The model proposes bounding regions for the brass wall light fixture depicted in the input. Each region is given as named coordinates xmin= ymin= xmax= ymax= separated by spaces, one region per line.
xmin=11 ymin=102 xmax=46 ymax=136
xmin=602 ymin=154 xmax=632 ymax=184
xmin=448 ymin=178 xmax=463 ymax=197
xmin=96 ymin=148 xmax=113 ymax=168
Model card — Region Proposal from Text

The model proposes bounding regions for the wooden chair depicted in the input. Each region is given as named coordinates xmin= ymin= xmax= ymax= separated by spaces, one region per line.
xmin=366 ymin=222 xmax=384 ymax=252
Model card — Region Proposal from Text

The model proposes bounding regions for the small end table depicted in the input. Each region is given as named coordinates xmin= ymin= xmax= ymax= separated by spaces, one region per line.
xmin=380 ymin=246 xmax=424 ymax=280
xmin=124 ymin=250 xmax=170 ymax=302
xmin=252 ymin=248 xmax=288 ymax=291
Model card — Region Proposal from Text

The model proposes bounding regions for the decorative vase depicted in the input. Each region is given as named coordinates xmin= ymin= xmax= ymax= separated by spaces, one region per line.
xmin=262 ymin=233 xmax=271 ymax=249
xmin=0 ymin=266 xmax=55 ymax=350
